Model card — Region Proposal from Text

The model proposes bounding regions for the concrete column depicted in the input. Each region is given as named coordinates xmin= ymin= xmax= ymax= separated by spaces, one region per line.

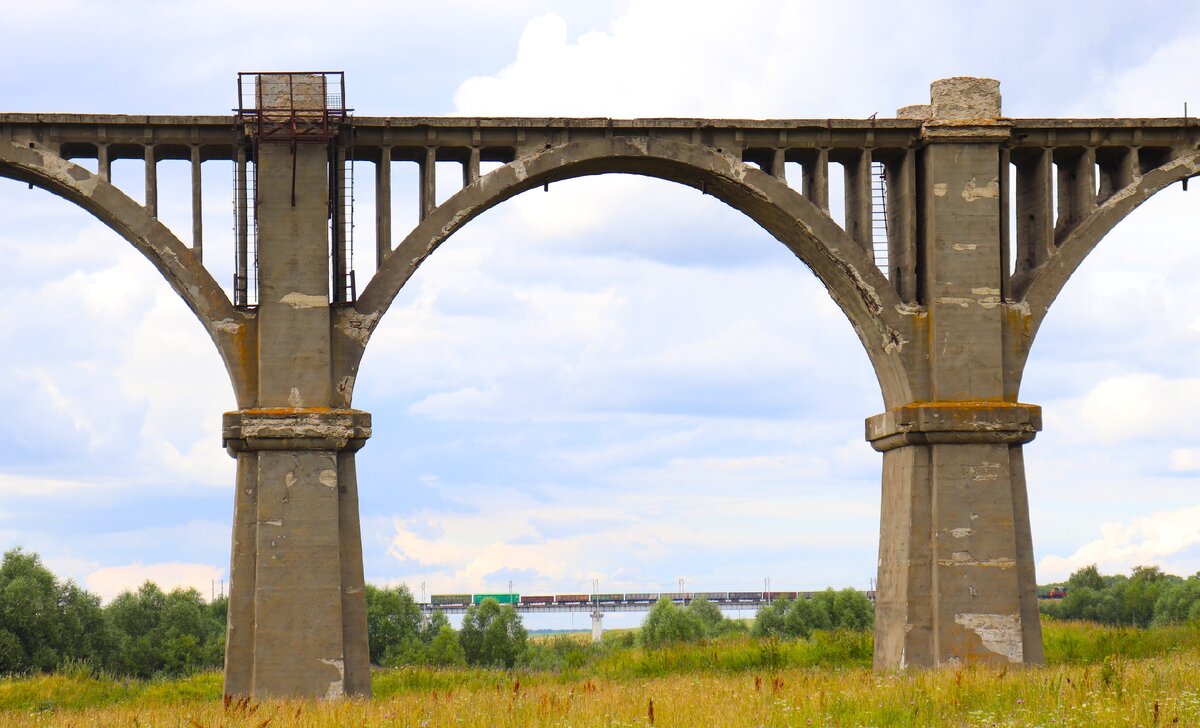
xmin=419 ymin=147 xmax=436 ymax=220
xmin=591 ymin=610 xmax=604 ymax=644
xmin=375 ymin=148 xmax=391 ymax=269
xmin=802 ymin=149 xmax=829 ymax=213
xmin=223 ymin=410 xmax=372 ymax=698
xmin=871 ymin=77 xmax=1044 ymax=669
xmin=1013 ymin=148 xmax=1054 ymax=277
xmin=842 ymin=149 xmax=873 ymax=254
xmin=97 ymin=144 xmax=111 ymax=182
xmin=256 ymin=141 xmax=331 ymax=407
xmin=1097 ymin=147 xmax=1136 ymax=203
xmin=768 ymin=148 xmax=786 ymax=180
xmin=868 ymin=405 xmax=1043 ymax=668
xmin=1055 ymin=147 xmax=1097 ymax=233
xmin=190 ymin=146 xmax=203 ymax=259
xmin=144 ymin=145 xmax=157 ymax=218
xmin=884 ymin=150 xmax=918 ymax=302
xmin=223 ymin=133 xmax=372 ymax=699
xmin=466 ymin=147 xmax=481 ymax=186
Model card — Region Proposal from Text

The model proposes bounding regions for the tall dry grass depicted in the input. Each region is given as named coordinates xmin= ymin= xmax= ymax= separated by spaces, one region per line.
xmin=2 ymin=620 xmax=1198 ymax=726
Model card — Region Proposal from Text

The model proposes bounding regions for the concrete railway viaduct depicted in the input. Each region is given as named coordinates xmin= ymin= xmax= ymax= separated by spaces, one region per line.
xmin=1 ymin=75 xmax=1196 ymax=698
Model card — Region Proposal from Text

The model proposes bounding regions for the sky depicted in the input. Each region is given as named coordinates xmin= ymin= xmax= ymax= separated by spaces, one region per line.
xmin=1 ymin=0 xmax=1199 ymax=629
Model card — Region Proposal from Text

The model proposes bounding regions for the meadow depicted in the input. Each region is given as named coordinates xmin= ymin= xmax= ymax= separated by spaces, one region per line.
xmin=2 ymin=621 xmax=1198 ymax=727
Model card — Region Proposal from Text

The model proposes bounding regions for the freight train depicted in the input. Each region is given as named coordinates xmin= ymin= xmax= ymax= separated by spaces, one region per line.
xmin=427 ymin=591 xmax=828 ymax=607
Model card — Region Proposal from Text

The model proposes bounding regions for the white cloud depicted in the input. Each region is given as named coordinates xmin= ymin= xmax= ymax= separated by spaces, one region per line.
xmin=1080 ymin=31 xmax=1200 ymax=117
xmin=1050 ymin=373 xmax=1200 ymax=446
xmin=452 ymin=4 xmax=893 ymax=118
xmin=1170 ymin=449 xmax=1200 ymax=474
xmin=0 ymin=473 xmax=117 ymax=497
xmin=86 ymin=562 xmax=226 ymax=603
xmin=1038 ymin=505 xmax=1200 ymax=581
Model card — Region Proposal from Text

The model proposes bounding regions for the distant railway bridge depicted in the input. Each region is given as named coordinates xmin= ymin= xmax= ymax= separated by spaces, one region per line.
xmin=419 ymin=590 xmax=878 ymax=643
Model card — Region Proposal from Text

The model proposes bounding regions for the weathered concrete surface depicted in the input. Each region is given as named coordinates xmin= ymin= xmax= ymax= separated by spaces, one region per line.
xmin=869 ymin=79 xmax=1043 ymax=668
xmin=220 ymin=131 xmax=373 ymax=699
xmin=3 ymin=76 xmax=1198 ymax=691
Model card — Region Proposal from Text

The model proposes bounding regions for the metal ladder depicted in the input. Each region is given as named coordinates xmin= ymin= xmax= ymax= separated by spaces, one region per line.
xmin=870 ymin=161 xmax=889 ymax=277
xmin=331 ymin=140 xmax=356 ymax=303
xmin=233 ymin=147 xmax=258 ymax=307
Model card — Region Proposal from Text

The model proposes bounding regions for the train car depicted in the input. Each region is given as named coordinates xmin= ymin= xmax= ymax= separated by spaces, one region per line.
xmin=430 ymin=594 xmax=471 ymax=606
xmin=762 ymin=591 xmax=798 ymax=602
xmin=473 ymin=593 xmax=520 ymax=605
xmin=692 ymin=592 xmax=729 ymax=602
xmin=729 ymin=591 xmax=763 ymax=602
xmin=662 ymin=592 xmax=689 ymax=602
xmin=591 ymin=593 xmax=623 ymax=603
xmin=1038 ymin=586 xmax=1068 ymax=599
xmin=555 ymin=594 xmax=589 ymax=604
xmin=624 ymin=593 xmax=658 ymax=603
xmin=520 ymin=595 xmax=554 ymax=605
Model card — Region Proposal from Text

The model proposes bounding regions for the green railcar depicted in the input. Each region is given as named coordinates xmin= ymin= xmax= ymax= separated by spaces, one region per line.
xmin=430 ymin=593 xmax=471 ymax=606
xmin=473 ymin=593 xmax=520 ymax=605
xmin=591 ymin=593 xmax=623 ymax=603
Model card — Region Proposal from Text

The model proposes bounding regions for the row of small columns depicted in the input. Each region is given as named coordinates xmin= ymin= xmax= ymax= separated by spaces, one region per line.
xmin=368 ymin=143 xmax=909 ymax=279
xmin=1010 ymin=144 xmax=1168 ymax=277
xmin=89 ymin=143 xmax=206 ymax=261
xmin=373 ymin=146 xmax=486 ymax=268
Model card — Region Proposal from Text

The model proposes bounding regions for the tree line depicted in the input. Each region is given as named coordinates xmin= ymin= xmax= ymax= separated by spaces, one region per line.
xmin=0 ymin=549 xmax=225 ymax=677
xmin=1040 ymin=564 xmax=1200 ymax=627
xmin=15 ymin=543 xmax=1192 ymax=679
xmin=0 ymin=546 xmax=877 ymax=677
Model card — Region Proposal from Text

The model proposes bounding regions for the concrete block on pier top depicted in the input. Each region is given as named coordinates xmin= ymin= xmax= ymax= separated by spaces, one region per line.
xmin=930 ymin=77 xmax=1001 ymax=120
xmin=897 ymin=77 xmax=1002 ymax=120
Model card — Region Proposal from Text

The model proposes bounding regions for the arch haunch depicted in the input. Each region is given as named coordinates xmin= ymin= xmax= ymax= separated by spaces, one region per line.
xmin=0 ymin=141 xmax=255 ymax=405
xmin=345 ymin=137 xmax=917 ymax=407
xmin=1015 ymin=149 xmax=1200 ymax=372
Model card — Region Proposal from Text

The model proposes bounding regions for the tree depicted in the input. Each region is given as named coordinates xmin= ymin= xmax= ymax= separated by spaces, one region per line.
xmin=1123 ymin=566 xmax=1171 ymax=628
xmin=421 ymin=610 xmax=451 ymax=644
xmin=459 ymin=598 xmax=527 ymax=668
xmin=426 ymin=624 xmax=466 ymax=666
xmin=0 ymin=548 xmax=61 ymax=672
xmin=752 ymin=597 xmax=790 ymax=639
xmin=364 ymin=584 xmax=423 ymax=665
xmin=831 ymin=588 xmax=874 ymax=631
xmin=1152 ymin=575 xmax=1200 ymax=626
xmin=785 ymin=597 xmax=829 ymax=638
xmin=0 ymin=547 xmax=113 ymax=674
xmin=1068 ymin=564 xmax=1105 ymax=592
xmin=686 ymin=597 xmax=727 ymax=637
xmin=106 ymin=582 xmax=223 ymax=678
xmin=643 ymin=597 xmax=703 ymax=647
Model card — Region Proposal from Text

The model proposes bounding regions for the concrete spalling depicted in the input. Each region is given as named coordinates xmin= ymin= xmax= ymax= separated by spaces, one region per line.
xmin=1 ymin=74 xmax=1197 ymax=697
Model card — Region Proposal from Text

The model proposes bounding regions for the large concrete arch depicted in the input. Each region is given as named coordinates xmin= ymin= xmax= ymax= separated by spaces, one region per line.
xmin=0 ymin=141 xmax=255 ymax=406
xmin=1015 ymin=150 xmax=1200 ymax=378
xmin=346 ymin=136 xmax=919 ymax=410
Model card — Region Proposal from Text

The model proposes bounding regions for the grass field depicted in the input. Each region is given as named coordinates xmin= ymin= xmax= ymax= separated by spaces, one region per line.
xmin=2 ymin=621 xmax=1199 ymax=726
